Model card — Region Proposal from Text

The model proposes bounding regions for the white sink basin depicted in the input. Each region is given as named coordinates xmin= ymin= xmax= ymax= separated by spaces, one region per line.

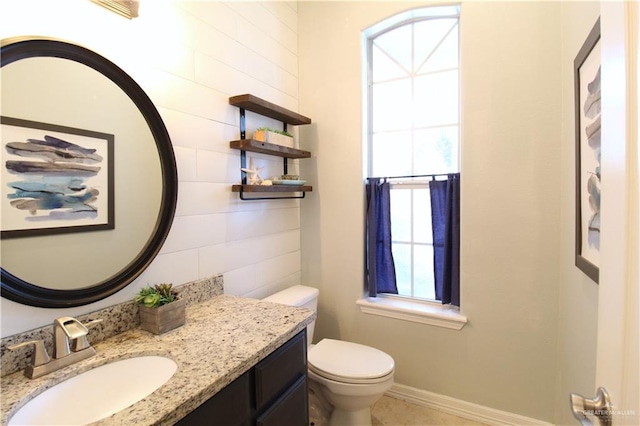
xmin=9 ymin=356 xmax=178 ymax=425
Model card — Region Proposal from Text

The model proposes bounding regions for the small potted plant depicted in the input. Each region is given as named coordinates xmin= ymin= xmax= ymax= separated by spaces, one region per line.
xmin=254 ymin=126 xmax=294 ymax=148
xmin=135 ymin=283 xmax=185 ymax=334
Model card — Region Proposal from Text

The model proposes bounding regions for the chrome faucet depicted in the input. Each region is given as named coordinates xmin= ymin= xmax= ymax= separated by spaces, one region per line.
xmin=53 ymin=317 xmax=89 ymax=359
xmin=8 ymin=316 xmax=103 ymax=379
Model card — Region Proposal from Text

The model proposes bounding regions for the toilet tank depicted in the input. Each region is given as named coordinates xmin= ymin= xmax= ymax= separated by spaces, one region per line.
xmin=263 ymin=285 xmax=318 ymax=344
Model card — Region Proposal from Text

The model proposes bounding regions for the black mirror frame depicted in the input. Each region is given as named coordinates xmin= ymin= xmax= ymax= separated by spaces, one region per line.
xmin=0 ymin=38 xmax=178 ymax=308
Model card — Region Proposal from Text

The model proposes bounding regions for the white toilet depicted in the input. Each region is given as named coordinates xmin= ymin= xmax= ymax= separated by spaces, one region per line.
xmin=263 ymin=285 xmax=395 ymax=426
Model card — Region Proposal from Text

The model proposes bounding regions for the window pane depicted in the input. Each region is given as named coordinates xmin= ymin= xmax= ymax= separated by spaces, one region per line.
xmin=374 ymin=24 xmax=412 ymax=73
xmin=372 ymin=44 xmax=407 ymax=82
xmin=390 ymin=188 xmax=411 ymax=242
xmin=414 ymin=244 xmax=435 ymax=300
xmin=418 ymin=22 xmax=458 ymax=74
xmin=413 ymin=188 xmax=432 ymax=244
xmin=413 ymin=19 xmax=458 ymax=73
xmin=371 ymin=131 xmax=412 ymax=176
xmin=413 ymin=127 xmax=459 ymax=175
xmin=392 ymin=243 xmax=412 ymax=296
xmin=414 ymin=70 xmax=459 ymax=127
xmin=373 ymin=79 xmax=412 ymax=132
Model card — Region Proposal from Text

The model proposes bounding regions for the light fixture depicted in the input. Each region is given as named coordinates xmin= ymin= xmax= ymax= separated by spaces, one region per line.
xmin=92 ymin=0 xmax=139 ymax=19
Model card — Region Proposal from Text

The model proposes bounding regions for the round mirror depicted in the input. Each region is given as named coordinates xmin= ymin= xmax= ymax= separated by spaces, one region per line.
xmin=0 ymin=38 xmax=178 ymax=308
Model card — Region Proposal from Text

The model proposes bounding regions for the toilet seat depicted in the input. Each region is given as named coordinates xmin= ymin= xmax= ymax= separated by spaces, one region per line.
xmin=308 ymin=339 xmax=394 ymax=384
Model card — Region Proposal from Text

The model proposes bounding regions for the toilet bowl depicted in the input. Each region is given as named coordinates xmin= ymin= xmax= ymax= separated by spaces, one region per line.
xmin=263 ymin=285 xmax=395 ymax=426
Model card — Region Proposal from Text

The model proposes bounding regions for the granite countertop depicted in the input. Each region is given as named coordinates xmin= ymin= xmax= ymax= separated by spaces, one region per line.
xmin=1 ymin=295 xmax=315 ymax=426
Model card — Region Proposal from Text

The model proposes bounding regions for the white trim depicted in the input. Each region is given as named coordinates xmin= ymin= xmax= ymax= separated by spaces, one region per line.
xmin=356 ymin=297 xmax=467 ymax=330
xmin=386 ymin=383 xmax=554 ymax=426
xmin=363 ymin=4 xmax=461 ymax=39
xmin=595 ymin=3 xmax=640 ymax=422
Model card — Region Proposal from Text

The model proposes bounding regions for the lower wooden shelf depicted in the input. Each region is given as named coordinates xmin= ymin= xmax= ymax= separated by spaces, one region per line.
xmin=232 ymin=185 xmax=312 ymax=193
xmin=232 ymin=184 xmax=312 ymax=200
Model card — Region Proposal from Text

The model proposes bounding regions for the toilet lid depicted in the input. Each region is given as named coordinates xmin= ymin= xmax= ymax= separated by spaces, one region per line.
xmin=308 ymin=339 xmax=394 ymax=383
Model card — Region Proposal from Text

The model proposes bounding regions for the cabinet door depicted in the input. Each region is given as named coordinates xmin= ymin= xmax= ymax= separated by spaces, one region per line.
xmin=254 ymin=330 xmax=307 ymax=411
xmin=175 ymin=371 xmax=252 ymax=426
xmin=256 ymin=375 xmax=308 ymax=426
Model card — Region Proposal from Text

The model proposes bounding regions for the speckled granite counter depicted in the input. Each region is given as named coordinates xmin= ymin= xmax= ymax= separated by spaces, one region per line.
xmin=1 ymin=295 xmax=315 ymax=426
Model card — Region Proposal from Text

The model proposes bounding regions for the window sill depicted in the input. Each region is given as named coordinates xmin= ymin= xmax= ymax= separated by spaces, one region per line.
xmin=356 ymin=296 xmax=468 ymax=330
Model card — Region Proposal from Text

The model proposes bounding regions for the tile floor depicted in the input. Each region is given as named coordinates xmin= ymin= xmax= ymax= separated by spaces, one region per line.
xmin=371 ymin=396 xmax=489 ymax=426
xmin=310 ymin=394 xmax=489 ymax=426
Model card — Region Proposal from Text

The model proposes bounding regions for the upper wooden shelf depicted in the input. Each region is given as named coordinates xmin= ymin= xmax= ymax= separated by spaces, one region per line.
xmin=229 ymin=94 xmax=311 ymax=126
xmin=230 ymin=139 xmax=311 ymax=159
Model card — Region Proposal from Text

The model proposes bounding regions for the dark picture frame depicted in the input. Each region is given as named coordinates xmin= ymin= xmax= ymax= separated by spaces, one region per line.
xmin=574 ymin=18 xmax=601 ymax=284
xmin=1 ymin=116 xmax=115 ymax=238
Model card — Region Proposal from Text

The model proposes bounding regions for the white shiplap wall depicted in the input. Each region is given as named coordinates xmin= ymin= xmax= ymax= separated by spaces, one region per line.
xmin=0 ymin=0 xmax=303 ymax=337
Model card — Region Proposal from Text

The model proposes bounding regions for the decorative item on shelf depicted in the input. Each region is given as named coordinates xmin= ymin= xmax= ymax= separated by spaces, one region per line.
xmin=254 ymin=127 xmax=294 ymax=148
xmin=135 ymin=283 xmax=185 ymax=335
xmin=271 ymin=174 xmax=306 ymax=186
xmin=240 ymin=158 xmax=264 ymax=185
xmin=241 ymin=166 xmax=264 ymax=185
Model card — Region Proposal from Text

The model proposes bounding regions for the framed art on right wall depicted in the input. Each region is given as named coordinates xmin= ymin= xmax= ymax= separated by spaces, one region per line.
xmin=574 ymin=17 xmax=601 ymax=284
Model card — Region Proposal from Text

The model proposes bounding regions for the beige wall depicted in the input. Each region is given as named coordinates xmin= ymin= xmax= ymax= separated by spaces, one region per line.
xmin=299 ymin=1 xmax=567 ymax=421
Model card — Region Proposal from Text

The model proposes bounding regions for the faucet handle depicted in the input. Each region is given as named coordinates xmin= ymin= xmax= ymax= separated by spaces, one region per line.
xmin=8 ymin=340 xmax=51 ymax=367
xmin=83 ymin=318 xmax=104 ymax=329
xmin=71 ymin=319 xmax=104 ymax=352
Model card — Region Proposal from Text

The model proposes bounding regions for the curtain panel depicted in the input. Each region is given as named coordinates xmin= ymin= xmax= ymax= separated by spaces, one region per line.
xmin=429 ymin=173 xmax=461 ymax=306
xmin=365 ymin=179 xmax=398 ymax=297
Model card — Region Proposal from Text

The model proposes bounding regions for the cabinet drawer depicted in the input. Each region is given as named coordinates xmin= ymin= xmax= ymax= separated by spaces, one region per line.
xmin=175 ymin=371 xmax=252 ymax=426
xmin=256 ymin=375 xmax=308 ymax=426
xmin=254 ymin=330 xmax=307 ymax=411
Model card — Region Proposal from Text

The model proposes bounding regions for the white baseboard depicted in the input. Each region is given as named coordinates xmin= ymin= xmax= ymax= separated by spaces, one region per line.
xmin=386 ymin=384 xmax=554 ymax=426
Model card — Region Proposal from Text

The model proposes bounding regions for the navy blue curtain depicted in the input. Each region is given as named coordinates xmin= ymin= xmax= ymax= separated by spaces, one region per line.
xmin=365 ymin=179 xmax=398 ymax=297
xmin=429 ymin=173 xmax=460 ymax=306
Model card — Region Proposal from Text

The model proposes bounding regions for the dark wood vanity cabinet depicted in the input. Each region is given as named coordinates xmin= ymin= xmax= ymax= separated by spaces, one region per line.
xmin=176 ymin=330 xmax=308 ymax=426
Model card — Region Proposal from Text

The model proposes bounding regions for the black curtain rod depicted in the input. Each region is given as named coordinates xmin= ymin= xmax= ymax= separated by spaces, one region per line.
xmin=367 ymin=172 xmax=457 ymax=181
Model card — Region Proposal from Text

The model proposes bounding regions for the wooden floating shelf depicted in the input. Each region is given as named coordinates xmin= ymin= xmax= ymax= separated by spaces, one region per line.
xmin=229 ymin=94 xmax=312 ymax=126
xmin=230 ymin=139 xmax=311 ymax=159
xmin=229 ymin=93 xmax=313 ymax=201
xmin=232 ymin=185 xmax=312 ymax=193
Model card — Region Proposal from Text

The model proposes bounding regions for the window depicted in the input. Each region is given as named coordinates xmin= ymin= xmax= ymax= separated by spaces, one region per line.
xmin=365 ymin=6 xmax=460 ymax=301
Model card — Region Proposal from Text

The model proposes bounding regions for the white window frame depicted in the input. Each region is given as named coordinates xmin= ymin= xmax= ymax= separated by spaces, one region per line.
xmin=358 ymin=5 xmax=467 ymax=330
